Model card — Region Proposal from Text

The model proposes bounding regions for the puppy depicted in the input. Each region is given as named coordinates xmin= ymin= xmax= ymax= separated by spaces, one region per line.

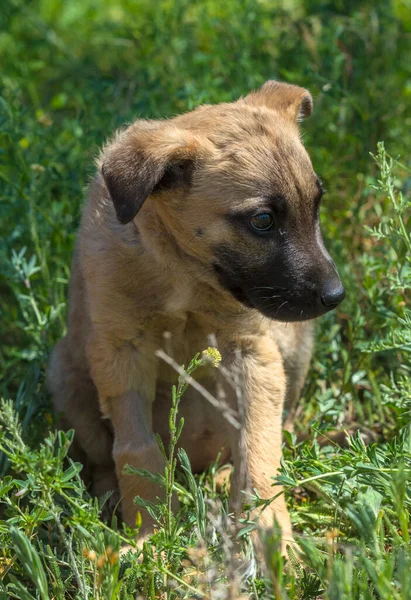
xmin=47 ymin=81 xmax=344 ymax=551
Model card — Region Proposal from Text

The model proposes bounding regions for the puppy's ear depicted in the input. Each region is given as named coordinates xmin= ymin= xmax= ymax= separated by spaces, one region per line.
xmin=244 ymin=80 xmax=313 ymax=121
xmin=101 ymin=126 xmax=199 ymax=224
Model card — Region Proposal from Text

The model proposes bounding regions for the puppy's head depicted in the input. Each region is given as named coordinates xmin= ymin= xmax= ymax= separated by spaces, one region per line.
xmin=101 ymin=81 xmax=344 ymax=322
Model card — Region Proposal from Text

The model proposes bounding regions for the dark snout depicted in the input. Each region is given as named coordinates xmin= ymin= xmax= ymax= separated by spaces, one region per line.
xmin=247 ymin=246 xmax=346 ymax=322
xmin=277 ymin=249 xmax=345 ymax=321
xmin=212 ymin=237 xmax=345 ymax=323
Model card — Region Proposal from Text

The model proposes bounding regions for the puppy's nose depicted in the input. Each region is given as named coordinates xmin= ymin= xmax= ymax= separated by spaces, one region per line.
xmin=321 ymin=280 xmax=345 ymax=308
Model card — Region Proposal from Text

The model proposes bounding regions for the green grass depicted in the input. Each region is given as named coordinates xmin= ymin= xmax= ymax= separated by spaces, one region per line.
xmin=1 ymin=0 xmax=411 ymax=597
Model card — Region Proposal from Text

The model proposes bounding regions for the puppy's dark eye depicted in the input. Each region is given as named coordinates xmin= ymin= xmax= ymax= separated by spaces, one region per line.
xmin=250 ymin=212 xmax=274 ymax=232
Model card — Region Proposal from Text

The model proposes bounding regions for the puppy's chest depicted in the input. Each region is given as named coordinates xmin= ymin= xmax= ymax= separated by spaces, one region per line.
xmin=155 ymin=311 xmax=216 ymax=383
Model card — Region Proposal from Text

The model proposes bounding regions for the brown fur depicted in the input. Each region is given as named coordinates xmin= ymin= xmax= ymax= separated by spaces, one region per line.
xmin=48 ymin=81 xmax=343 ymax=552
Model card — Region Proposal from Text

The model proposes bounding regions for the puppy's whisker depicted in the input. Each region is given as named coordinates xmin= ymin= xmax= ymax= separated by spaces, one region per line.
xmin=258 ymin=295 xmax=282 ymax=301
xmin=257 ymin=294 xmax=283 ymax=308
xmin=257 ymin=300 xmax=282 ymax=310
xmin=275 ymin=300 xmax=289 ymax=316
xmin=249 ymin=285 xmax=289 ymax=293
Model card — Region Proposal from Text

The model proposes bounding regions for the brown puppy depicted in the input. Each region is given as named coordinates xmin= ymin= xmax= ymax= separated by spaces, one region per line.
xmin=47 ymin=81 xmax=344 ymax=551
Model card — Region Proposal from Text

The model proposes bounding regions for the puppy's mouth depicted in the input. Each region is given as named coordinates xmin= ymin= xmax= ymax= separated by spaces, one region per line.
xmin=213 ymin=262 xmax=294 ymax=317
xmin=212 ymin=263 xmax=342 ymax=322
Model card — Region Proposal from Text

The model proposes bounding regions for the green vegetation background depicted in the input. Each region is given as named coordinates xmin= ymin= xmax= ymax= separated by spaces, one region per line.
xmin=0 ymin=0 xmax=410 ymax=598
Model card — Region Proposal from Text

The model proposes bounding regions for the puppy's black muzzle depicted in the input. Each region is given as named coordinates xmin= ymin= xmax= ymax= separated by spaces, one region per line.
xmin=214 ymin=243 xmax=345 ymax=322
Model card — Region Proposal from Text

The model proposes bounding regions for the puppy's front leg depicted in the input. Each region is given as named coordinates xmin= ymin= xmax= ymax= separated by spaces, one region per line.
xmin=224 ymin=336 xmax=292 ymax=549
xmin=88 ymin=335 xmax=165 ymax=535
xmin=108 ymin=390 xmax=166 ymax=532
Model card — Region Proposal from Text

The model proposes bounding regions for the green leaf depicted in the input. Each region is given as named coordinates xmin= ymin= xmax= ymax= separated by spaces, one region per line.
xmin=10 ymin=527 xmax=50 ymax=600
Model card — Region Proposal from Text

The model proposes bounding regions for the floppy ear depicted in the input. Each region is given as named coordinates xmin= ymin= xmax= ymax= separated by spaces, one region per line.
xmin=244 ymin=80 xmax=313 ymax=121
xmin=101 ymin=126 xmax=199 ymax=224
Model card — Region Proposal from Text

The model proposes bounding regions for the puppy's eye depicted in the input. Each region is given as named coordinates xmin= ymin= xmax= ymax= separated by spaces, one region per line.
xmin=250 ymin=212 xmax=274 ymax=232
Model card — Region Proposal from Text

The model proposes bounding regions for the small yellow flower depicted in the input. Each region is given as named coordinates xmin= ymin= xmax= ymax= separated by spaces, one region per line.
xmin=201 ymin=347 xmax=221 ymax=367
